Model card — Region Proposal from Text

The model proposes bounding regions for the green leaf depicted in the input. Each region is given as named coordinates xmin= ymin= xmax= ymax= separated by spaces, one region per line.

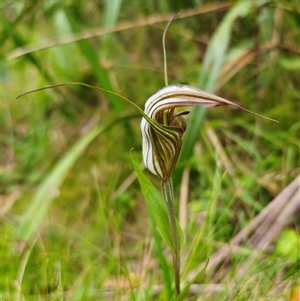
xmin=275 ymin=230 xmax=300 ymax=263
xmin=15 ymin=126 xmax=104 ymax=242
xmin=131 ymin=153 xmax=176 ymax=297
xmin=131 ymin=153 xmax=173 ymax=250
xmin=279 ymin=57 xmax=300 ymax=70
xmin=131 ymin=153 xmax=184 ymax=251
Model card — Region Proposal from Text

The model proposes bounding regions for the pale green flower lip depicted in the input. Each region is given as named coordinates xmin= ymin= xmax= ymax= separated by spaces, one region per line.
xmin=141 ymin=84 xmax=277 ymax=180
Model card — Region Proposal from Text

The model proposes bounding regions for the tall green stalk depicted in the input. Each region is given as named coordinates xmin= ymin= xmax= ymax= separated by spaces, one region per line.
xmin=162 ymin=178 xmax=180 ymax=295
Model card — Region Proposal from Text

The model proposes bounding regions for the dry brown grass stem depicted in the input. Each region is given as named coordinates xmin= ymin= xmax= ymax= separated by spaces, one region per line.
xmin=217 ymin=41 xmax=281 ymax=90
xmin=7 ymin=3 xmax=229 ymax=60
xmin=188 ymin=175 xmax=300 ymax=278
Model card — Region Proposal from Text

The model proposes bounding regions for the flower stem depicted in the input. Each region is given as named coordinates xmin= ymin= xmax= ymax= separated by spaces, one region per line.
xmin=162 ymin=178 xmax=180 ymax=296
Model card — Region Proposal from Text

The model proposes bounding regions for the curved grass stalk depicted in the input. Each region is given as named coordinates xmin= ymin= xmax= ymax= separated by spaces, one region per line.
xmin=163 ymin=13 xmax=179 ymax=86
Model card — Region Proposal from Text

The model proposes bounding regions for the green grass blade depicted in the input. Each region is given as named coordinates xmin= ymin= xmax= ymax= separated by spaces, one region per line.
xmin=199 ymin=0 xmax=270 ymax=93
xmin=131 ymin=154 xmax=173 ymax=250
xmin=2 ymin=1 xmax=42 ymax=46
xmin=63 ymin=8 xmax=123 ymax=112
xmin=173 ymin=257 xmax=209 ymax=301
xmin=15 ymin=125 xmax=104 ymax=242
xmin=222 ymin=129 xmax=262 ymax=161
xmin=101 ymin=0 xmax=123 ymax=57
xmin=173 ymin=0 xmax=270 ymax=184
xmin=131 ymin=154 xmax=173 ymax=297
xmin=131 ymin=154 xmax=184 ymax=250
xmin=5 ymin=20 xmax=54 ymax=84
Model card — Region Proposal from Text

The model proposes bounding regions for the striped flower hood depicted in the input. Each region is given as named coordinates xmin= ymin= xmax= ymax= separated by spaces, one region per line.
xmin=141 ymin=84 xmax=275 ymax=181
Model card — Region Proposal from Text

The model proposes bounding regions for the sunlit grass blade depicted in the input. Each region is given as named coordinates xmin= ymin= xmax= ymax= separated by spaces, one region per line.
xmin=173 ymin=0 xmax=270 ymax=184
xmin=15 ymin=125 xmax=104 ymax=242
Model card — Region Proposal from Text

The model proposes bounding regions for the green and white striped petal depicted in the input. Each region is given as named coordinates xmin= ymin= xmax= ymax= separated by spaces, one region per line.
xmin=141 ymin=84 xmax=277 ymax=180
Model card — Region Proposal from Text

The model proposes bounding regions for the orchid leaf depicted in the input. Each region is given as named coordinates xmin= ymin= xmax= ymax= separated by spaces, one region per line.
xmin=131 ymin=152 xmax=184 ymax=252
xmin=131 ymin=153 xmax=173 ymax=250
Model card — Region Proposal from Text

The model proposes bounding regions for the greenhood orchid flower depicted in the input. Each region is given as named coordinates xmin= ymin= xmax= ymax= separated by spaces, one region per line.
xmin=141 ymin=84 xmax=277 ymax=181
xmin=16 ymin=80 xmax=278 ymax=297
xmin=16 ymin=81 xmax=276 ymax=183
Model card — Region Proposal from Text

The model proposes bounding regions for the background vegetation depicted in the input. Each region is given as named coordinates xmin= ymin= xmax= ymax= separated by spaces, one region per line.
xmin=1 ymin=0 xmax=299 ymax=300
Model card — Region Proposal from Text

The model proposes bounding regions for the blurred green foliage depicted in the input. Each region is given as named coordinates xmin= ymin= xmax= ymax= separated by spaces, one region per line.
xmin=1 ymin=0 xmax=299 ymax=300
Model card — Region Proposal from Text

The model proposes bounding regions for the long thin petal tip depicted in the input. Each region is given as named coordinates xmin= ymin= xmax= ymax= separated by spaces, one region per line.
xmin=241 ymin=108 xmax=279 ymax=123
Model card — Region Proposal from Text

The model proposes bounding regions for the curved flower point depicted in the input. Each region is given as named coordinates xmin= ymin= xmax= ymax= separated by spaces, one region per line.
xmin=141 ymin=84 xmax=277 ymax=180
